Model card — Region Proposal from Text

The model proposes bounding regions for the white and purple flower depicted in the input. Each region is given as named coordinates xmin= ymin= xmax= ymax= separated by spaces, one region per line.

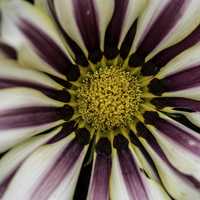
xmin=0 ymin=0 xmax=200 ymax=199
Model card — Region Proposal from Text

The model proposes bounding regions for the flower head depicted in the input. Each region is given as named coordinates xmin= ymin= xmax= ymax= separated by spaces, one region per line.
xmin=0 ymin=0 xmax=200 ymax=199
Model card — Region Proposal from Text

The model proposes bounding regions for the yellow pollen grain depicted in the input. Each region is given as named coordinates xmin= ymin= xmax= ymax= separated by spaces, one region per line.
xmin=77 ymin=66 xmax=142 ymax=131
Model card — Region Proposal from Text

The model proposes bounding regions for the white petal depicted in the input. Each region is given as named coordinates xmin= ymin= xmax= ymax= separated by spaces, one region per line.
xmin=118 ymin=0 xmax=147 ymax=48
xmin=157 ymin=43 xmax=200 ymax=79
xmin=0 ymin=127 xmax=62 ymax=184
xmin=0 ymin=59 xmax=63 ymax=90
xmin=149 ymin=124 xmax=200 ymax=182
xmin=147 ymin=0 xmax=200 ymax=60
xmin=2 ymin=134 xmax=86 ymax=200
xmin=0 ymin=0 xmax=72 ymax=78
xmin=140 ymin=137 xmax=200 ymax=200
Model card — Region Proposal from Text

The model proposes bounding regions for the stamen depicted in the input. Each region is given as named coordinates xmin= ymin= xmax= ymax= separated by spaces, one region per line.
xmin=76 ymin=66 xmax=142 ymax=131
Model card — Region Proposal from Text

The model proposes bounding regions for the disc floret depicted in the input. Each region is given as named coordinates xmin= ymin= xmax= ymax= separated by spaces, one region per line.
xmin=77 ymin=66 xmax=142 ymax=131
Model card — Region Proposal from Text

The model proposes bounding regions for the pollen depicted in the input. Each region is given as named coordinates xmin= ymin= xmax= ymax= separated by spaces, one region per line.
xmin=77 ymin=66 xmax=142 ymax=131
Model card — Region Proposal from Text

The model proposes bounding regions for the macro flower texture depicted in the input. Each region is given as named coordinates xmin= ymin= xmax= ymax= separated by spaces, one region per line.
xmin=1 ymin=0 xmax=200 ymax=199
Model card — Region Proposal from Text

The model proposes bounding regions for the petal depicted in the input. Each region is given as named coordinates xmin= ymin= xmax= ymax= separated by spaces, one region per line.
xmin=152 ymin=97 xmax=200 ymax=112
xmin=87 ymin=153 xmax=111 ymax=200
xmin=0 ymin=0 xmax=78 ymax=80
xmin=144 ymin=112 xmax=200 ymax=156
xmin=131 ymin=0 xmax=200 ymax=65
xmin=0 ymin=60 xmax=71 ymax=102
xmin=0 ymin=127 xmax=61 ymax=197
xmin=179 ymin=112 xmax=200 ymax=128
xmin=0 ymin=105 xmax=67 ymax=153
xmin=137 ymin=123 xmax=200 ymax=199
xmin=142 ymin=25 xmax=200 ymax=75
xmin=111 ymin=135 xmax=149 ymax=200
xmin=2 ymin=134 xmax=87 ymax=200
xmin=148 ymin=121 xmax=200 ymax=183
xmin=87 ymin=138 xmax=112 ymax=200
xmin=0 ymin=86 xmax=68 ymax=152
xmin=104 ymin=0 xmax=146 ymax=59
xmin=53 ymin=0 xmax=114 ymax=60
xmin=111 ymin=144 xmax=169 ymax=200
xmin=150 ymin=45 xmax=200 ymax=99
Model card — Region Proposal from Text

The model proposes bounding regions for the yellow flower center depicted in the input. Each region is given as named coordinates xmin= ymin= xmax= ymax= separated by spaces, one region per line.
xmin=77 ymin=66 xmax=142 ymax=131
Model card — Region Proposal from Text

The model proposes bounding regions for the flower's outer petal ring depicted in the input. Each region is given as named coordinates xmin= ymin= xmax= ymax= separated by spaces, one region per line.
xmin=0 ymin=127 xmax=61 ymax=198
xmin=2 ymin=134 xmax=87 ymax=200
xmin=137 ymin=123 xmax=200 ymax=200
xmin=0 ymin=0 xmax=77 ymax=80
xmin=130 ymin=0 xmax=200 ymax=65
xmin=110 ymin=147 xmax=169 ymax=200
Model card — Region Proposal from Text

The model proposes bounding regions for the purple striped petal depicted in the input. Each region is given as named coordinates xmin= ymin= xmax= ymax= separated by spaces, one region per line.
xmin=0 ymin=78 xmax=70 ymax=102
xmin=0 ymin=128 xmax=62 ymax=198
xmin=72 ymin=0 xmax=102 ymax=62
xmin=88 ymin=138 xmax=112 ymax=200
xmin=134 ymin=0 xmax=187 ymax=63
xmin=88 ymin=154 xmax=111 ymax=200
xmin=0 ymin=43 xmax=17 ymax=59
xmin=47 ymin=0 xmax=89 ymax=66
xmin=152 ymin=97 xmax=200 ymax=112
xmin=137 ymin=122 xmax=200 ymax=189
xmin=144 ymin=112 xmax=200 ymax=156
xmin=18 ymin=19 xmax=80 ymax=81
xmin=113 ymin=134 xmax=149 ymax=200
xmin=104 ymin=0 xmax=129 ymax=59
xmin=161 ymin=65 xmax=200 ymax=91
xmin=120 ymin=20 xmax=138 ymax=59
xmin=31 ymin=139 xmax=83 ymax=200
xmin=142 ymin=24 xmax=200 ymax=75
xmin=0 ymin=106 xmax=71 ymax=130
xmin=117 ymin=147 xmax=149 ymax=200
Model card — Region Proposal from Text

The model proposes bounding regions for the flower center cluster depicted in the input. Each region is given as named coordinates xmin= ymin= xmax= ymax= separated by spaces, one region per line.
xmin=77 ymin=66 xmax=142 ymax=131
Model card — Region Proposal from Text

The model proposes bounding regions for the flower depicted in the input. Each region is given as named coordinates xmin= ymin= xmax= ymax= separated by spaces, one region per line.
xmin=0 ymin=0 xmax=200 ymax=199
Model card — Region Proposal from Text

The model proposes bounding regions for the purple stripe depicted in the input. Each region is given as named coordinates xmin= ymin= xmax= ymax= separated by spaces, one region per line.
xmin=144 ymin=113 xmax=200 ymax=156
xmin=47 ymin=121 xmax=76 ymax=144
xmin=0 ymin=78 xmax=70 ymax=102
xmin=0 ymin=106 xmax=64 ymax=129
xmin=135 ymin=0 xmax=187 ymax=59
xmin=0 ymin=43 xmax=17 ymax=59
xmin=120 ymin=20 xmax=138 ymax=59
xmin=137 ymin=123 xmax=200 ymax=189
xmin=73 ymin=0 xmax=101 ymax=58
xmin=145 ymin=24 xmax=200 ymax=70
xmin=0 ymin=170 xmax=17 ymax=198
xmin=162 ymin=65 xmax=200 ymax=91
xmin=31 ymin=139 xmax=83 ymax=200
xmin=152 ymin=97 xmax=200 ymax=112
xmin=117 ymin=148 xmax=149 ymax=200
xmin=48 ymin=0 xmax=89 ymax=66
xmin=18 ymin=19 xmax=79 ymax=79
xmin=89 ymin=154 xmax=111 ymax=200
xmin=104 ymin=0 xmax=129 ymax=59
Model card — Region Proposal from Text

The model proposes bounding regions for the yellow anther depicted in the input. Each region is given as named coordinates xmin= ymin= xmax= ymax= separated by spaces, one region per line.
xmin=77 ymin=66 xmax=143 ymax=131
